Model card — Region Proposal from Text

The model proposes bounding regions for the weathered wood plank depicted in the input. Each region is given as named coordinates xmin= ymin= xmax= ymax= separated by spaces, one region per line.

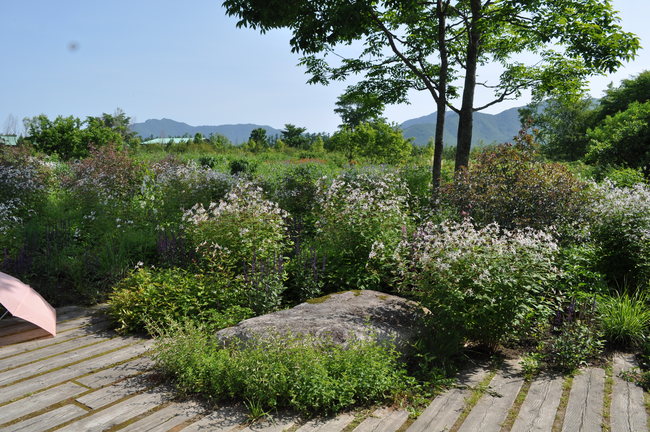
xmin=353 ymin=407 xmax=409 ymax=432
xmin=118 ymin=400 xmax=205 ymax=432
xmin=511 ymin=373 xmax=564 ymax=432
xmin=0 ymin=332 xmax=113 ymax=372
xmin=181 ymin=405 xmax=248 ymax=432
xmin=76 ymin=373 xmax=156 ymax=409
xmin=0 ymin=314 xmax=107 ymax=347
xmin=611 ymin=353 xmax=648 ymax=432
xmin=407 ymin=364 xmax=490 ymax=432
xmin=57 ymin=390 xmax=170 ymax=432
xmin=458 ymin=359 xmax=524 ymax=432
xmin=0 ymin=336 xmax=133 ymax=386
xmin=561 ymin=367 xmax=605 ymax=432
xmin=75 ymin=355 xmax=153 ymax=388
xmin=2 ymin=404 xmax=88 ymax=432
xmin=0 ymin=382 xmax=87 ymax=425
xmin=0 ymin=339 xmax=153 ymax=404
xmin=0 ymin=318 xmax=111 ymax=360
xmin=296 ymin=413 xmax=355 ymax=432
xmin=241 ymin=413 xmax=299 ymax=432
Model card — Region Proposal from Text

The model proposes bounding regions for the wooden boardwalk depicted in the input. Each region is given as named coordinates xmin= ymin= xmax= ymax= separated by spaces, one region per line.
xmin=0 ymin=306 xmax=648 ymax=432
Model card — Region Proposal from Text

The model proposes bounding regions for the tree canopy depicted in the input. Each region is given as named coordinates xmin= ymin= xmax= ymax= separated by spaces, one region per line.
xmin=223 ymin=0 xmax=639 ymax=184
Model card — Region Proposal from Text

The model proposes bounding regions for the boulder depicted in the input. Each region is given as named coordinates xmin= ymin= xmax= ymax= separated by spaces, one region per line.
xmin=216 ymin=290 xmax=424 ymax=354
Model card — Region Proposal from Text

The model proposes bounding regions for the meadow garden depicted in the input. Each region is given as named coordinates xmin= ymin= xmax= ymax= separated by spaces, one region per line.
xmin=1 ymin=72 xmax=649 ymax=416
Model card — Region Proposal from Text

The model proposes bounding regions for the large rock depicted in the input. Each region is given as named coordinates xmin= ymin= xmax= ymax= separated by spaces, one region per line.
xmin=216 ymin=290 xmax=424 ymax=354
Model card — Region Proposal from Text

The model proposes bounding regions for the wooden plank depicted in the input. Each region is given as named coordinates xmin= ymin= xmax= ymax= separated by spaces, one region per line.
xmin=0 ymin=318 xmax=111 ymax=360
xmin=75 ymin=355 xmax=153 ymax=388
xmin=0 ymin=336 xmax=131 ymax=386
xmin=0 ymin=339 xmax=153 ymax=405
xmin=561 ymin=367 xmax=605 ymax=432
xmin=241 ymin=413 xmax=299 ymax=432
xmin=2 ymin=404 xmax=88 ymax=432
xmin=0 ymin=314 xmax=107 ymax=347
xmin=511 ymin=373 xmax=564 ymax=432
xmin=0 ymin=332 xmax=114 ymax=372
xmin=407 ymin=364 xmax=490 ymax=432
xmin=57 ymin=390 xmax=170 ymax=432
xmin=296 ymin=413 xmax=355 ymax=432
xmin=181 ymin=405 xmax=248 ymax=432
xmin=458 ymin=359 xmax=524 ymax=432
xmin=353 ymin=407 xmax=409 ymax=432
xmin=611 ymin=353 xmax=648 ymax=432
xmin=118 ymin=400 xmax=205 ymax=432
xmin=0 ymin=382 xmax=87 ymax=425
xmin=76 ymin=373 xmax=156 ymax=409
xmin=0 ymin=306 xmax=87 ymax=332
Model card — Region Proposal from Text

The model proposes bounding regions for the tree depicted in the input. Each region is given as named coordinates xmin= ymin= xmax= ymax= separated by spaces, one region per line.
xmin=334 ymin=90 xmax=385 ymax=128
xmin=594 ymin=70 xmax=650 ymax=123
xmin=281 ymin=124 xmax=309 ymax=148
xmin=586 ymin=101 xmax=650 ymax=175
xmin=520 ymin=94 xmax=596 ymax=161
xmin=329 ymin=120 xmax=412 ymax=164
xmin=223 ymin=0 xmax=638 ymax=188
xmin=24 ymin=115 xmax=85 ymax=159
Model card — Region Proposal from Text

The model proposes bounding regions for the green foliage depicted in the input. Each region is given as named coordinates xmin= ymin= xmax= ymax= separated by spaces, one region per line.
xmin=312 ymin=169 xmax=411 ymax=291
xmin=595 ymin=70 xmax=650 ymax=123
xmin=585 ymin=101 xmax=650 ymax=174
xmin=228 ymin=158 xmax=258 ymax=176
xmin=183 ymin=181 xmax=290 ymax=313
xmin=329 ymin=121 xmax=412 ymax=164
xmin=600 ymin=166 xmax=646 ymax=188
xmin=589 ymin=182 xmax=650 ymax=290
xmin=522 ymin=94 xmax=595 ymax=161
xmin=334 ymin=90 xmax=385 ymax=128
xmin=108 ymin=267 xmax=253 ymax=334
xmin=24 ymin=110 xmax=136 ymax=160
xmin=153 ymin=320 xmax=412 ymax=415
xmin=443 ymin=143 xmax=591 ymax=232
xmin=398 ymin=220 xmax=561 ymax=353
xmin=597 ymin=292 xmax=650 ymax=349
xmin=535 ymin=299 xmax=604 ymax=372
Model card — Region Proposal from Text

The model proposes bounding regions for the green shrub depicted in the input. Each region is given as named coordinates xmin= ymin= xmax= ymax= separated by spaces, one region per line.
xmin=312 ymin=169 xmax=411 ymax=291
xmin=183 ymin=180 xmax=290 ymax=313
xmin=600 ymin=166 xmax=646 ymax=188
xmin=598 ymin=292 xmax=650 ymax=348
xmin=107 ymin=266 xmax=253 ymax=334
xmin=229 ymin=158 xmax=258 ymax=176
xmin=586 ymin=101 xmax=650 ymax=174
xmin=443 ymin=144 xmax=591 ymax=233
xmin=589 ymin=182 xmax=650 ymax=289
xmin=398 ymin=220 xmax=560 ymax=353
xmin=153 ymin=320 xmax=413 ymax=415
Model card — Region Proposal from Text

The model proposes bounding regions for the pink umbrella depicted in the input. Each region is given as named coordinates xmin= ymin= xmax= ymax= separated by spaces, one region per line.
xmin=0 ymin=272 xmax=56 ymax=336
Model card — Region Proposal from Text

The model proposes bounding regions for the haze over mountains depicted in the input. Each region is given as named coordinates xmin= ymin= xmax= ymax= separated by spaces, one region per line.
xmin=130 ymin=105 xmax=525 ymax=147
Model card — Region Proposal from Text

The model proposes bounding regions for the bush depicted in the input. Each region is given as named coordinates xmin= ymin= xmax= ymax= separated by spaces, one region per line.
xmin=183 ymin=180 xmax=290 ymax=313
xmin=62 ymin=145 xmax=143 ymax=206
xmin=538 ymin=299 xmax=604 ymax=372
xmin=311 ymin=169 xmax=411 ymax=291
xmin=0 ymin=146 xmax=50 ymax=236
xmin=586 ymin=101 xmax=650 ymax=174
xmin=153 ymin=320 xmax=412 ymax=415
xmin=443 ymin=144 xmax=591 ymax=232
xmin=397 ymin=220 xmax=560 ymax=353
xmin=107 ymin=266 xmax=253 ymax=334
xmin=589 ymin=182 xmax=650 ymax=289
xmin=598 ymin=292 xmax=650 ymax=349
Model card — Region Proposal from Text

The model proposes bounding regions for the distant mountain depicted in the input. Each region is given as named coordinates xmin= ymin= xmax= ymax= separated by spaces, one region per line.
xmin=130 ymin=118 xmax=283 ymax=144
xmin=400 ymin=106 xmax=523 ymax=147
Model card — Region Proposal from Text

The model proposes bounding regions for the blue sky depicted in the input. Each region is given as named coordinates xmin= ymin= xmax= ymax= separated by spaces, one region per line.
xmin=1 ymin=0 xmax=647 ymax=134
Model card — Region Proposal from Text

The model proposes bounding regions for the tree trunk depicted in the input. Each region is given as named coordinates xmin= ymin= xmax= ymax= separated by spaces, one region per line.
xmin=432 ymin=0 xmax=448 ymax=194
xmin=454 ymin=0 xmax=481 ymax=172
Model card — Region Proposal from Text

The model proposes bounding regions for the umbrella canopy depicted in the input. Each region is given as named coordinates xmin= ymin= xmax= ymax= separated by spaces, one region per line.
xmin=0 ymin=272 xmax=56 ymax=336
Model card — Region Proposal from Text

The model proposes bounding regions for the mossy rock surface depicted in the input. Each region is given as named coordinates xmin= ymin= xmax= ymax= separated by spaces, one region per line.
xmin=216 ymin=290 xmax=424 ymax=355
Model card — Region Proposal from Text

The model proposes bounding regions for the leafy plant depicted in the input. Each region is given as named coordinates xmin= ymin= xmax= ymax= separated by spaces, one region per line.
xmin=107 ymin=266 xmax=253 ymax=334
xmin=153 ymin=320 xmax=414 ymax=415
xmin=598 ymin=292 xmax=650 ymax=348
xmin=398 ymin=220 xmax=560 ymax=353
xmin=312 ymin=169 xmax=411 ymax=291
